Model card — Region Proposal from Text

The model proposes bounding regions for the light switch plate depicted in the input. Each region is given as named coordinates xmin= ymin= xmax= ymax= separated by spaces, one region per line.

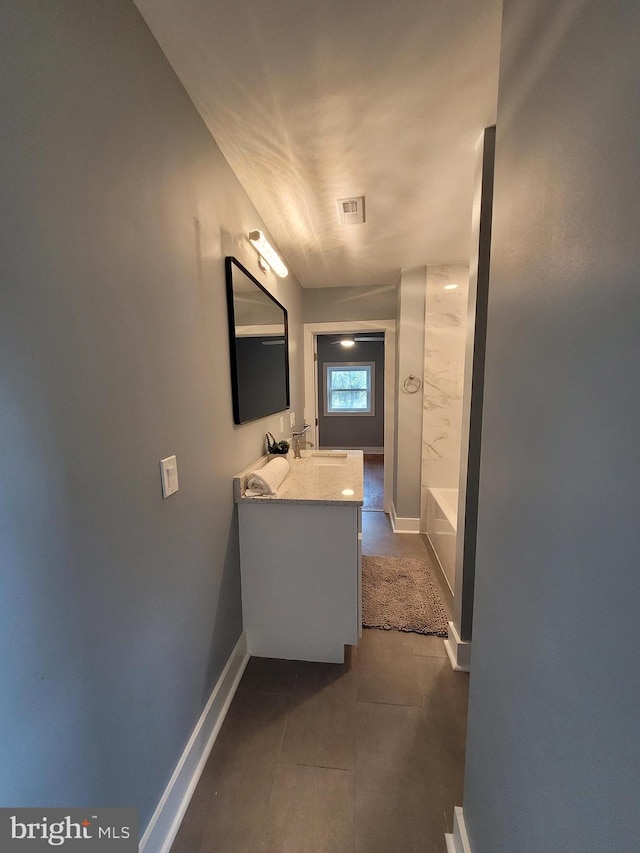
xmin=279 ymin=416 xmax=284 ymax=433
xmin=289 ymin=412 xmax=296 ymax=427
xmin=160 ymin=455 xmax=179 ymax=498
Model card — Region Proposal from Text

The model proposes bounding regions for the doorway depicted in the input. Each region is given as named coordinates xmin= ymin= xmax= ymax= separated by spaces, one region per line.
xmin=316 ymin=334 xmax=384 ymax=450
xmin=303 ymin=320 xmax=396 ymax=513
xmin=316 ymin=333 xmax=385 ymax=510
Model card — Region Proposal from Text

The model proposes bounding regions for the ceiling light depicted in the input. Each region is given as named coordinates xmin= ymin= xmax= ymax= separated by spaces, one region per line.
xmin=340 ymin=338 xmax=356 ymax=348
xmin=341 ymin=489 xmax=355 ymax=496
xmin=444 ymin=283 xmax=458 ymax=290
xmin=248 ymin=230 xmax=288 ymax=278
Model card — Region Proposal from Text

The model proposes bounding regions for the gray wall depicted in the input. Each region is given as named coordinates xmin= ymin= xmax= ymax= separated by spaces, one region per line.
xmin=0 ymin=0 xmax=303 ymax=830
xmin=303 ymin=285 xmax=397 ymax=323
xmin=316 ymin=336 xmax=385 ymax=449
xmin=463 ymin=1 xmax=640 ymax=851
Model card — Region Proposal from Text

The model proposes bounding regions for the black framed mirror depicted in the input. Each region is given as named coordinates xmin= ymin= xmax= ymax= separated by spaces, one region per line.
xmin=225 ymin=257 xmax=290 ymax=425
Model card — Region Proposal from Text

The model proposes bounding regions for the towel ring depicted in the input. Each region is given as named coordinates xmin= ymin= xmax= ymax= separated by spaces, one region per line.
xmin=402 ymin=374 xmax=422 ymax=394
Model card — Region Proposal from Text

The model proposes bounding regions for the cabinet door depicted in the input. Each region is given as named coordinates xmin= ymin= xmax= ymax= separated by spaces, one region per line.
xmin=239 ymin=502 xmax=360 ymax=661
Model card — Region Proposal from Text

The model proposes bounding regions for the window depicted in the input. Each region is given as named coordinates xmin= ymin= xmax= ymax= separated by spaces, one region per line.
xmin=324 ymin=362 xmax=375 ymax=416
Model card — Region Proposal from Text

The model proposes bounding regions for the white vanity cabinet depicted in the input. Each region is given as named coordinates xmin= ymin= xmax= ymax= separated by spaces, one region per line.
xmin=234 ymin=451 xmax=363 ymax=663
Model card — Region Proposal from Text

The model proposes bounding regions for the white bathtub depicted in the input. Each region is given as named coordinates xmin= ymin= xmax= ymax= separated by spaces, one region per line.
xmin=426 ymin=488 xmax=458 ymax=593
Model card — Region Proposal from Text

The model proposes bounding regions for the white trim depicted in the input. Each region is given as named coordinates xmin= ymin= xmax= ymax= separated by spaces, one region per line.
xmin=235 ymin=324 xmax=285 ymax=337
xmin=445 ymin=807 xmax=473 ymax=853
xmin=444 ymin=621 xmax=472 ymax=673
xmin=389 ymin=502 xmax=421 ymax=534
xmin=140 ymin=633 xmax=249 ymax=853
xmin=303 ymin=320 xmax=396 ymax=514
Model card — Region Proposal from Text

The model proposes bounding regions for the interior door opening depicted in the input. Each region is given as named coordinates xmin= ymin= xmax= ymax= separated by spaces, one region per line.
xmin=303 ymin=320 xmax=396 ymax=515
xmin=316 ymin=332 xmax=385 ymax=511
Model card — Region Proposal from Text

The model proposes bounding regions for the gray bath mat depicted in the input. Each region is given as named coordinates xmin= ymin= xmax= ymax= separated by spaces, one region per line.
xmin=362 ymin=555 xmax=449 ymax=636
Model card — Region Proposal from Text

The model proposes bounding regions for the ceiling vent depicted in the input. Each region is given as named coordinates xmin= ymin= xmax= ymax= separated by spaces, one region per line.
xmin=337 ymin=196 xmax=365 ymax=225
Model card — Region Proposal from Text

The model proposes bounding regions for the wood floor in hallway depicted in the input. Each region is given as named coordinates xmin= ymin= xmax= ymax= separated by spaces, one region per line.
xmin=362 ymin=454 xmax=384 ymax=511
xmin=171 ymin=512 xmax=468 ymax=853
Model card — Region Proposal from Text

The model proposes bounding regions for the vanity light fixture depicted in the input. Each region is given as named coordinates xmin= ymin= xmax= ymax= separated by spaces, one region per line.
xmin=248 ymin=230 xmax=288 ymax=278
xmin=444 ymin=283 xmax=458 ymax=290
xmin=340 ymin=338 xmax=356 ymax=348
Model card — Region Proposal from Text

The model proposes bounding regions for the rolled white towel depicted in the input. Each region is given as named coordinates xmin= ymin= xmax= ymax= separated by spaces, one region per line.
xmin=245 ymin=456 xmax=290 ymax=496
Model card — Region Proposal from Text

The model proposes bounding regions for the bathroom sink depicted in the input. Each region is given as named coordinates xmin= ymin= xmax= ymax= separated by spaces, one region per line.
xmin=308 ymin=451 xmax=348 ymax=466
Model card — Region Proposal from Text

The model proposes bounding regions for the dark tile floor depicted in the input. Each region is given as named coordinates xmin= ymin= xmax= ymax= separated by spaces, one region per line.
xmin=171 ymin=513 xmax=468 ymax=853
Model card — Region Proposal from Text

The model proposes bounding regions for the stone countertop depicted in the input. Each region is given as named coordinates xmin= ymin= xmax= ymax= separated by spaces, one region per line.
xmin=234 ymin=450 xmax=364 ymax=506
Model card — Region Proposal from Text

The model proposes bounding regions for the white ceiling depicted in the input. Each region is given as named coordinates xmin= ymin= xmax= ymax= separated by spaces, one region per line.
xmin=135 ymin=0 xmax=503 ymax=288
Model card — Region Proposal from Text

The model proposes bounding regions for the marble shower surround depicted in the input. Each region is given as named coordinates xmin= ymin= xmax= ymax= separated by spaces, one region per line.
xmin=420 ymin=264 xmax=469 ymax=530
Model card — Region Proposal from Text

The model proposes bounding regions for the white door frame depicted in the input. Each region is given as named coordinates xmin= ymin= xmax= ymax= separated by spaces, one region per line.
xmin=303 ymin=320 xmax=396 ymax=514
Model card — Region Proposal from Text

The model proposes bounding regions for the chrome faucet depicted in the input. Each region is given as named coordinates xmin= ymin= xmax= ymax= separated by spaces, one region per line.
xmin=292 ymin=424 xmax=313 ymax=458
xmin=293 ymin=437 xmax=314 ymax=458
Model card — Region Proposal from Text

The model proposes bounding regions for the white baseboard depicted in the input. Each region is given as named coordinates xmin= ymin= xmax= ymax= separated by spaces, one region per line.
xmin=389 ymin=502 xmax=421 ymax=534
xmin=444 ymin=621 xmax=471 ymax=672
xmin=445 ymin=834 xmax=457 ymax=853
xmin=140 ymin=632 xmax=249 ymax=853
xmin=445 ymin=806 xmax=473 ymax=853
